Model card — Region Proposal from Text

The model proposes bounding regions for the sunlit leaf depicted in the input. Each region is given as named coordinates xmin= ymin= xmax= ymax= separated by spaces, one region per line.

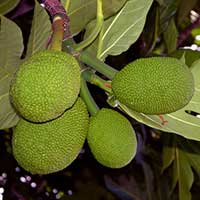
xmin=26 ymin=1 xmax=51 ymax=58
xmin=0 ymin=0 xmax=20 ymax=15
xmin=61 ymin=0 xmax=127 ymax=34
xmin=86 ymin=0 xmax=153 ymax=60
xmin=0 ymin=16 xmax=23 ymax=129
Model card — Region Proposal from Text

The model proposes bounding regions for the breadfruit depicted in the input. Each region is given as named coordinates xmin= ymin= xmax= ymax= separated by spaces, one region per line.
xmin=10 ymin=50 xmax=80 ymax=122
xmin=112 ymin=57 xmax=194 ymax=114
xmin=12 ymin=98 xmax=89 ymax=175
xmin=87 ymin=108 xmax=137 ymax=168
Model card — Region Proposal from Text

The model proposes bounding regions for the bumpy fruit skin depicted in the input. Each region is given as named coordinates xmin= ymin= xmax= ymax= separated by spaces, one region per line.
xmin=112 ymin=57 xmax=194 ymax=114
xmin=12 ymin=98 xmax=89 ymax=175
xmin=10 ymin=50 xmax=80 ymax=122
xmin=87 ymin=108 xmax=137 ymax=168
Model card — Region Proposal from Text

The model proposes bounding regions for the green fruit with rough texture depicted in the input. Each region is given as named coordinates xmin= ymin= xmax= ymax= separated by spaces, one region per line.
xmin=87 ymin=108 xmax=137 ymax=168
xmin=112 ymin=57 xmax=194 ymax=114
xmin=10 ymin=50 xmax=80 ymax=122
xmin=12 ymin=98 xmax=89 ymax=175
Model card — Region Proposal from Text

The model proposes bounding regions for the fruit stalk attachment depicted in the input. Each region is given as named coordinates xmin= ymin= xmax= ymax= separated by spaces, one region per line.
xmin=82 ymin=70 xmax=112 ymax=94
xmin=50 ymin=16 xmax=64 ymax=51
xmin=79 ymin=51 xmax=118 ymax=79
xmin=72 ymin=0 xmax=104 ymax=51
xmin=80 ymin=76 xmax=99 ymax=116
xmin=42 ymin=0 xmax=71 ymax=40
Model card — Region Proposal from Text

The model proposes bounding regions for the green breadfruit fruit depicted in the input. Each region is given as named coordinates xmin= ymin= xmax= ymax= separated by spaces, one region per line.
xmin=87 ymin=108 xmax=137 ymax=168
xmin=169 ymin=49 xmax=200 ymax=67
xmin=12 ymin=98 xmax=89 ymax=175
xmin=112 ymin=57 xmax=194 ymax=114
xmin=10 ymin=50 xmax=80 ymax=122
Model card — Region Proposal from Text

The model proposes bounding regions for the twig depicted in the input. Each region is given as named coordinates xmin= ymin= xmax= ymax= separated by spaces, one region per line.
xmin=41 ymin=0 xmax=71 ymax=40
xmin=177 ymin=16 xmax=200 ymax=47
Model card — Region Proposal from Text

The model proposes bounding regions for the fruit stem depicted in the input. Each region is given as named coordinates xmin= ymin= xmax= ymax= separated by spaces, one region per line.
xmin=72 ymin=0 xmax=104 ymax=51
xmin=82 ymin=70 xmax=112 ymax=94
xmin=79 ymin=51 xmax=118 ymax=79
xmin=50 ymin=16 xmax=64 ymax=51
xmin=80 ymin=77 xmax=99 ymax=116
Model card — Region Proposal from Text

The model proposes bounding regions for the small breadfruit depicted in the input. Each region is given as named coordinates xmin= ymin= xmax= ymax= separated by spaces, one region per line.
xmin=87 ymin=108 xmax=137 ymax=168
xmin=12 ymin=98 xmax=89 ymax=175
xmin=10 ymin=50 xmax=80 ymax=122
xmin=112 ymin=57 xmax=194 ymax=114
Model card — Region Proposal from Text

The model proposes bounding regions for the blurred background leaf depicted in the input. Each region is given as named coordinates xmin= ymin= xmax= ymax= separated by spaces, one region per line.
xmin=0 ymin=0 xmax=20 ymax=15
xmin=0 ymin=16 xmax=23 ymax=129
xmin=159 ymin=0 xmax=179 ymax=33
xmin=162 ymin=134 xmax=200 ymax=200
xmin=26 ymin=1 xmax=51 ymax=58
xmin=104 ymin=174 xmax=143 ymax=200
xmin=163 ymin=17 xmax=178 ymax=53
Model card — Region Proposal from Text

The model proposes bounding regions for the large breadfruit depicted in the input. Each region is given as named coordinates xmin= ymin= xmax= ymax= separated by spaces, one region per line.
xmin=12 ymin=98 xmax=89 ymax=175
xmin=10 ymin=50 xmax=80 ymax=122
xmin=87 ymin=108 xmax=137 ymax=168
xmin=112 ymin=57 xmax=194 ymax=114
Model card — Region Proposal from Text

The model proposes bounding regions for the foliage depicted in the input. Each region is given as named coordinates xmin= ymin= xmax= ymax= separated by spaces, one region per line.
xmin=0 ymin=0 xmax=200 ymax=199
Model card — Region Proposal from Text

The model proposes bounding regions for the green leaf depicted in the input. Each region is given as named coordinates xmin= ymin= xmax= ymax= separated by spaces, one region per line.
xmin=85 ymin=0 xmax=153 ymax=60
xmin=0 ymin=0 xmax=20 ymax=15
xmin=173 ymin=147 xmax=193 ymax=200
xmin=159 ymin=0 xmax=179 ymax=33
xmin=61 ymin=0 xmax=127 ymax=34
xmin=164 ymin=17 xmax=178 ymax=53
xmin=26 ymin=1 xmax=51 ymax=58
xmin=118 ymin=60 xmax=200 ymax=141
xmin=162 ymin=136 xmax=175 ymax=172
xmin=0 ymin=16 xmax=23 ymax=129
xmin=169 ymin=49 xmax=200 ymax=67
xmin=162 ymin=136 xmax=200 ymax=200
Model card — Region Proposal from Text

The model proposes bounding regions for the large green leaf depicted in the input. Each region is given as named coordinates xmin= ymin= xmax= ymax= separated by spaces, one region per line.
xmin=162 ymin=135 xmax=200 ymax=200
xmin=85 ymin=0 xmax=153 ymax=60
xmin=26 ymin=1 xmax=51 ymax=58
xmin=0 ymin=0 xmax=20 ymax=15
xmin=118 ymin=59 xmax=200 ymax=141
xmin=61 ymin=0 xmax=127 ymax=34
xmin=0 ymin=16 xmax=23 ymax=129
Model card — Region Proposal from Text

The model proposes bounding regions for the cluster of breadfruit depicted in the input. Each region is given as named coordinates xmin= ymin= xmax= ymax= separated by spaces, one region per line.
xmin=9 ymin=50 xmax=194 ymax=175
